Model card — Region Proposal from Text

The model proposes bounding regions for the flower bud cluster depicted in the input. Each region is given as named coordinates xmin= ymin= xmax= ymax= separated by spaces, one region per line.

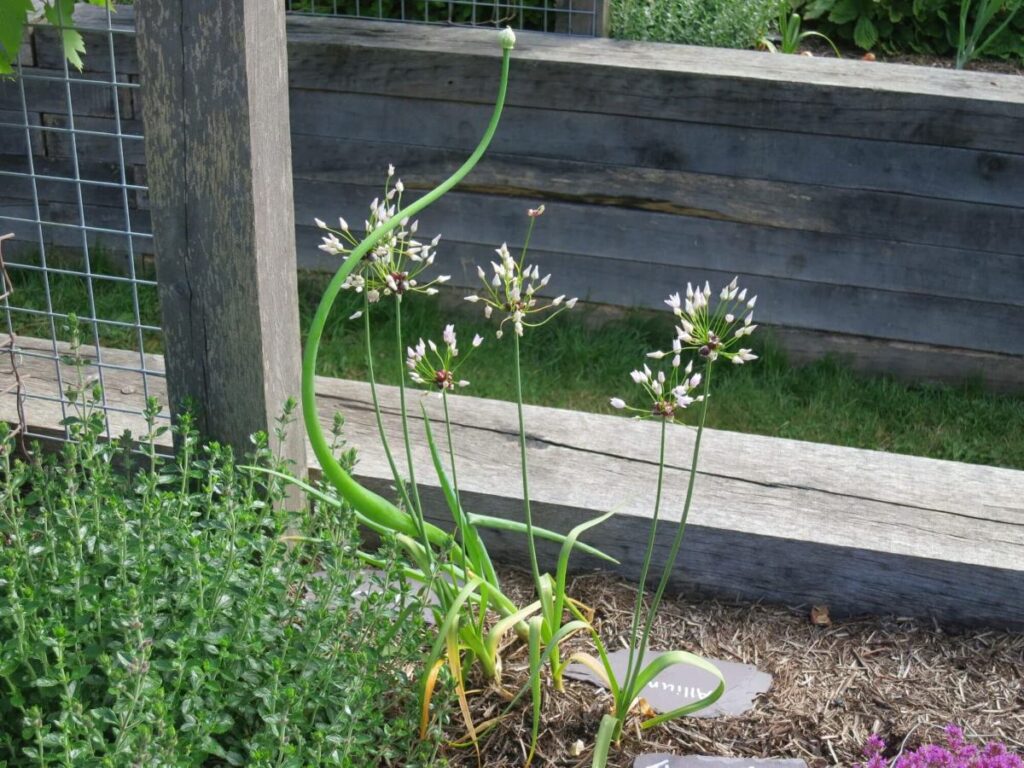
xmin=315 ymin=166 xmax=449 ymax=303
xmin=406 ymin=324 xmax=484 ymax=393
xmin=463 ymin=207 xmax=578 ymax=339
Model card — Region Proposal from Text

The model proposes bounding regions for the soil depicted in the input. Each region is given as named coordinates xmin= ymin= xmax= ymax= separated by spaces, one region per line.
xmin=441 ymin=568 xmax=1024 ymax=768
xmin=794 ymin=38 xmax=1023 ymax=75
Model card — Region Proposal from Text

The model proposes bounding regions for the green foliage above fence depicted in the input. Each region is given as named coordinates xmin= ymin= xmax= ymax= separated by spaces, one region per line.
xmin=610 ymin=0 xmax=777 ymax=47
xmin=797 ymin=0 xmax=1024 ymax=59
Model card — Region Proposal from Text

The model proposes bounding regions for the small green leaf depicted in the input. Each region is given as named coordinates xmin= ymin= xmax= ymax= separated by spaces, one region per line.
xmin=827 ymin=0 xmax=862 ymax=24
xmin=0 ymin=0 xmax=33 ymax=74
xmin=853 ymin=14 xmax=879 ymax=49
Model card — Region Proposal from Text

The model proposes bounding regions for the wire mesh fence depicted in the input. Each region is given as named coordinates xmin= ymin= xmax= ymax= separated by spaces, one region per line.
xmin=285 ymin=0 xmax=604 ymax=36
xmin=0 ymin=5 xmax=168 ymax=445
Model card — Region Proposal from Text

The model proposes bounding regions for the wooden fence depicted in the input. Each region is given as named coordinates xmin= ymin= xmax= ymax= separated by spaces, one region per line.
xmin=2 ymin=8 xmax=1023 ymax=391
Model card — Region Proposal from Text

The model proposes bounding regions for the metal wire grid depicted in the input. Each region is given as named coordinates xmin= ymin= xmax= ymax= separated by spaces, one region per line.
xmin=0 ymin=5 xmax=166 ymax=443
xmin=285 ymin=0 xmax=601 ymax=36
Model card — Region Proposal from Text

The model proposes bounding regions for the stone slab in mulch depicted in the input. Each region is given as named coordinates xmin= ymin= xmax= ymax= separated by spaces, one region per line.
xmin=564 ymin=649 xmax=772 ymax=718
xmin=635 ymin=756 xmax=808 ymax=768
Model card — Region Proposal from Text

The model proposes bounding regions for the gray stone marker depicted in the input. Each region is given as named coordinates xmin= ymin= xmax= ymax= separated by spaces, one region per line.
xmin=564 ymin=649 xmax=771 ymax=718
xmin=635 ymin=756 xmax=807 ymax=768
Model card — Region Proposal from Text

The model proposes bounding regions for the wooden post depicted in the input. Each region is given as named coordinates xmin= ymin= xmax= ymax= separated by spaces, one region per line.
xmin=135 ymin=0 xmax=307 ymax=470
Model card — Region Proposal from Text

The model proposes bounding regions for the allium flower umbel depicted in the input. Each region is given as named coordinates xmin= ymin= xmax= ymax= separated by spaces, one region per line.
xmin=463 ymin=206 xmax=577 ymax=339
xmin=406 ymin=324 xmax=484 ymax=392
xmin=659 ymin=277 xmax=758 ymax=365
xmin=611 ymin=359 xmax=705 ymax=421
xmin=315 ymin=166 xmax=449 ymax=303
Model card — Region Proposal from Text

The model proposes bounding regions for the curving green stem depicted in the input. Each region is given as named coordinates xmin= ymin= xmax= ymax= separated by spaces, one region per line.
xmin=301 ymin=36 xmax=514 ymax=540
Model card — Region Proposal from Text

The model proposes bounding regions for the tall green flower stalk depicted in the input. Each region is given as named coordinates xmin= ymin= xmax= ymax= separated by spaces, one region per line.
xmin=300 ymin=29 xmax=516 ymax=549
xmin=463 ymin=206 xmax=596 ymax=689
xmin=586 ymin=277 xmax=760 ymax=767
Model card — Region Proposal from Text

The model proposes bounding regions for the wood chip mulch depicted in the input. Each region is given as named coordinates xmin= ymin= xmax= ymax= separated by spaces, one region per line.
xmin=439 ymin=568 xmax=1024 ymax=768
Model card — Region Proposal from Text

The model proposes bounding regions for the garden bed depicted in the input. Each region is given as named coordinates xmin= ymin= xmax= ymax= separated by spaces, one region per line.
xmin=449 ymin=567 xmax=1024 ymax=767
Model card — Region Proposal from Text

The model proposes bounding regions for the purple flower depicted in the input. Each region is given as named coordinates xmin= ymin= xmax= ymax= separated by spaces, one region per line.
xmin=858 ymin=726 xmax=1022 ymax=768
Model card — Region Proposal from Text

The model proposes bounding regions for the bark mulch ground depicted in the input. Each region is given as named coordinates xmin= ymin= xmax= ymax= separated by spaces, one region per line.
xmin=441 ymin=568 xmax=1024 ymax=768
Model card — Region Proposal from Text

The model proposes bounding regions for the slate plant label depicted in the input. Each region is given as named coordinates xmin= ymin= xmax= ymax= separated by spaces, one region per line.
xmin=564 ymin=649 xmax=772 ymax=718
xmin=634 ymin=755 xmax=808 ymax=768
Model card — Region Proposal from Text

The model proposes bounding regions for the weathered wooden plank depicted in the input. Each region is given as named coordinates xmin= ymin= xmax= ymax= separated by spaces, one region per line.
xmin=290 ymin=144 xmax=1024 ymax=304
xmin=297 ymin=228 xmax=1024 ymax=358
xmin=284 ymin=17 xmax=1024 ymax=154
xmin=0 ymin=69 xmax=133 ymax=119
xmin=0 ymin=113 xmax=42 ymax=156
xmin=40 ymin=114 xmax=146 ymax=166
xmin=4 ymin=339 xmax=1021 ymax=628
xmin=25 ymin=9 xmax=1024 ymax=154
xmin=312 ymin=377 xmax=1024 ymax=629
xmin=291 ymin=185 xmax=1024 ymax=352
xmin=770 ymin=327 xmax=1024 ymax=393
xmin=288 ymin=88 xmax=1024 ymax=212
xmin=134 ymin=0 xmax=306 ymax=471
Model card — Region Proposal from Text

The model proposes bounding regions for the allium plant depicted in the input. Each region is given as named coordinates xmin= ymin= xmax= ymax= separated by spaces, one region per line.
xmin=860 ymin=725 xmax=1023 ymax=768
xmin=584 ymin=278 xmax=761 ymax=768
xmin=298 ymin=28 xmax=616 ymax=757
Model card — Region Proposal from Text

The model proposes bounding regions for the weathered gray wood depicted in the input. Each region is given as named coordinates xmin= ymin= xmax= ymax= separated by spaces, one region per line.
xmin=284 ymin=16 xmax=1024 ymax=153
xmin=291 ymin=189 xmax=1024 ymax=355
xmin=311 ymin=378 xmax=1024 ymax=629
xmin=766 ymin=327 xmax=1024 ymax=394
xmin=134 ymin=0 xmax=306 ymax=468
xmin=0 ymin=72 xmax=133 ymax=120
xmin=39 ymin=114 xmax=146 ymax=165
xmin=290 ymin=150 xmax=1024 ymax=306
xmin=5 ymin=339 xmax=1021 ymax=628
xmin=288 ymin=88 xmax=1024 ymax=210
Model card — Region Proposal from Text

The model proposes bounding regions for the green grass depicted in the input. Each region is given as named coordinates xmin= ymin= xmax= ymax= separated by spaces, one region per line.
xmin=7 ymin=260 xmax=1024 ymax=470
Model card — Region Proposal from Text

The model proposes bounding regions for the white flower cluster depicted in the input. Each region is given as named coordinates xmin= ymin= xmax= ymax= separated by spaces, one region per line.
xmin=406 ymin=324 xmax=484 ymax=392
xmin=315 ymin=165 xmax=449 ymax=304
xmin=661 ymin=277 xmax=758 ymax=365
xmin=611 ymin=360 xmax=705 ymax=420
xmin=463 ymin=207 xmax=577 ymax=339
xmin=610 ymin=277 xmax=761 ymax=419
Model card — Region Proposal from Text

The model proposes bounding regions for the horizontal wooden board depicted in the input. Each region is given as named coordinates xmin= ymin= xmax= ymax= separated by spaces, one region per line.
xmin=4 ymin=337 xmax=1021 ymax=628
xmin=40 ymin=114 xmax=146 ymax=165
xmin=0 ymin=68 xmax=133 ymax=120
xmin=32 ymin=7 xmax=1024 ymax=156
xmin=769 ymin=327 xmax=1024 ymax=392
xmin=289 ymin=88 xmax=1024 ymax=211
xmin=285 ymin=16 xmax=1024 ymax=154
xmin=298 ymin=235 xmax=1024 ymax=357
xmin=290 ymin=143 xmax=1024 ymax=304
xmin=291 ymin=186 xmax=1024 ymax=354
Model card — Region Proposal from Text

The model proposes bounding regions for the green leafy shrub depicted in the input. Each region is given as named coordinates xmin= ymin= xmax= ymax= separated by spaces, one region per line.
xmin=797 ymin=0 xmax=1024 ymax=60
xmin=0 ymin=371 xmax=445 ymax=765
xmin=610 ymin=0 xmax=778 ymax=48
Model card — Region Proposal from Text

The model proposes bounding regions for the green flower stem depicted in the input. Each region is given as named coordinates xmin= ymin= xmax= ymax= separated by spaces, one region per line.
xmin=395 ymin=297 xmax=429 ymax=551
xmin=363 ymin=295 xmax=417 ymax=518
xmin=619 ymin=416 xmax=667 ymax=710
xmin=512 ymin=331 xmax=543 ymax=597
xmin=617 ymin=363 xmax=713 ymax=736
xmin=301 ymin=43 xmax=512 ymax=540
